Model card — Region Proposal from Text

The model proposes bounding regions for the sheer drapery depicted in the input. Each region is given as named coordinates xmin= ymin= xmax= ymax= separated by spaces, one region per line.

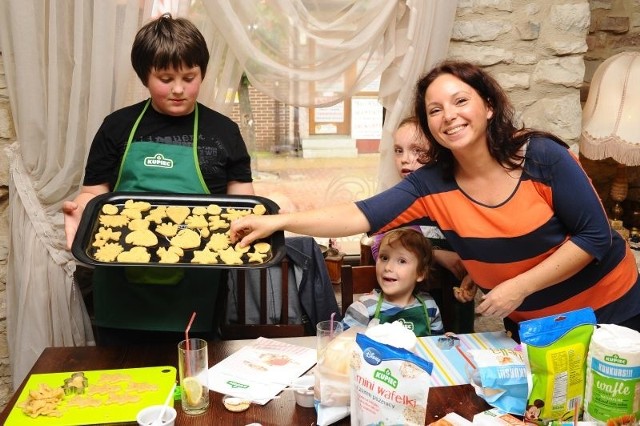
xmin=202 ymin=0 xmax=457 ymax=189
xmin=0 ymin=0 xmax=456 ymax=388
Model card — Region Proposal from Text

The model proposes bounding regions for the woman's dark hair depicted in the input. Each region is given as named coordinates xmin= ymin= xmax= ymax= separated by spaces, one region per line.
xmin=414 ymin=60 xmax=567 ymax=175
xmin=131 ymin=13 xmax=209 ymax=85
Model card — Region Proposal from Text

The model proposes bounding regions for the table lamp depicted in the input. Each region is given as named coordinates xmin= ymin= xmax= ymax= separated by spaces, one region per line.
xmin=580 ymin=51 xmax=640 ymax=237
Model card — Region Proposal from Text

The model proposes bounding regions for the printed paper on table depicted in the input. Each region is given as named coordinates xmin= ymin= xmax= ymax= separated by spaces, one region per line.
xmin=207 ymin=337 xmax=316 ymax=404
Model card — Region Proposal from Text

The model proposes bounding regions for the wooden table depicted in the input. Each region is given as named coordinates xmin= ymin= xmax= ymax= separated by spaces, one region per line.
xmin=0 ymin=337 xmax=490 ymax=425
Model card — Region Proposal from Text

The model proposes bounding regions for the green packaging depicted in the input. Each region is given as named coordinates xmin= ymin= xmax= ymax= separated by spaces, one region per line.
xmin=520 ymin=308 xmax=596 ymax=424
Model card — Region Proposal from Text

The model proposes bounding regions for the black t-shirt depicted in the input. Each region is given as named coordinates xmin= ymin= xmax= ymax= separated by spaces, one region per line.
xmin=83 ymin=100 xmax=252 ymax=194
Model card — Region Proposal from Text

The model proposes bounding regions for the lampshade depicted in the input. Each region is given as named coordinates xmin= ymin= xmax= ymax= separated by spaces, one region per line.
xmin=581 ymin=51 xmax=640 ymax=166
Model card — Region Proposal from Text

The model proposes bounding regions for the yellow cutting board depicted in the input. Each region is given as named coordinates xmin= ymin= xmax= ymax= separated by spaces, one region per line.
xmin=6 ymin=366 xmax=176 ymax=426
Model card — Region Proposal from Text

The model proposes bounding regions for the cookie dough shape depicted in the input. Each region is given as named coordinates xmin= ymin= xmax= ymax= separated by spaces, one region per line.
xmin=166 ymin=206 xmax=191 ymax=225
xmin=124 ymin=199 xmax=152 ymax=211
xmin=101 ymin=204 xmax=119 ymax=215
xmin=247 ymin=251 xmax=268 ymax=263
xmin=117 ymin=246 xmax=151 ymax=263
xmin=205 ymin=233 xmax=231 ymax=251
xmin=128 ymin=218 xmax=151 ymax=231
xmin=221 ymin=208 xmax=252 ymax=221
xmin=185 ymin=214 xmax=208 ymax=229
xmin=191 ymin=249 xmax=219 ymax=264
xmin=253 ymin=242 xmax=271 ymax=253
xmin=121 ymin=208 xmax=143 ymax=220
xmin=219 ymin=247 xmax=244 ymax=265
xmin=170 ymin=228 xmax=201 ymax=249
xmin=99 ymin=214 xmax=129 ymax=228
xmin=125 ymin=229 xmax=159 ymax=247
xmin=94 ymin=243 xmax=124 ymax=262
xmin=191 ymin=206 xmax=208 ymax=216
xmin=156 ymin=222 xmax=178 ymax=237
xmin=208 ymin=215 xmax=229 ymax=231
xmin=94 ymin=227 xmax=122 ymax=243
xmin=253 ymin=204 xmax=267 ymax=215
xmin=157 ymin=246 xmax=184 ymax=263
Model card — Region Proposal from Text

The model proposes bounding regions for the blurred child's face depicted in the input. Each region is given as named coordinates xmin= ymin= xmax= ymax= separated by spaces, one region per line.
xmin=376 ymin=239 xmax=425 ymax=305
xmin=394 ymin=123 xmax=428 ymax=178
xmin=147 ymin=65 xmax=203 ymax=116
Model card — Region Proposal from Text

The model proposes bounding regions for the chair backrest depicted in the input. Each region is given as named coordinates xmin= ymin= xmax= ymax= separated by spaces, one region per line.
xmin=340 ymin=264 xmax=377 ymax=316
xmin=220 ymin=258 xmax=307 ymax=339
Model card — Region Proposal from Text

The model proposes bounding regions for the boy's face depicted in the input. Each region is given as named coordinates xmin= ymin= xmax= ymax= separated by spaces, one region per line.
xmin=146 ymin=65 xmax=203 ymax=116
xmin=375 ymin=239 xmax=425 ymax=305
xmin=393 ymin=124 xmax=429 ymax=178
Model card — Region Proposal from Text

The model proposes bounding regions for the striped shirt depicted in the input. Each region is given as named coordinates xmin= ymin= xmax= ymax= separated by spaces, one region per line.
xmin=342 ymin=289 xmax=444 ymax=336
xmin=356 ymin=137 xmax=640 ymax=325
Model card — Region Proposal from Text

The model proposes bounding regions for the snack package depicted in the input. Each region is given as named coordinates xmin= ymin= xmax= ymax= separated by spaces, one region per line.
xmin=520 ymin=308 xmax=596 ymax=424
xmin=315 ymin=326 xmax=361 ymax=426
xmin=584 ymin=324 xmax=640 ymax=425
xmin=467 ymin=348 xmax=528 ymax=414
xmin=350 ymin=333 xmax=433 ymax=426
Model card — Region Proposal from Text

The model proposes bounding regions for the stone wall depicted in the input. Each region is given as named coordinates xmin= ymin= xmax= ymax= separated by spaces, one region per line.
xmin=0 ymin=0 xmax=638 ymax=409
xmin=451 ymin=0 xmax=589 ymax=145
xmin=0 ymin=52 xmax=13 ymax=409
xmin=581 ymin=0 xmax=640 ymax=225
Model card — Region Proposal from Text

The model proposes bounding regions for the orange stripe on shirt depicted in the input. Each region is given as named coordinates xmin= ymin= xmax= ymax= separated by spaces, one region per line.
xmin=381 ymin=181 xmax=555 ymax=238
xmin=508 ymin=246 xmax=638 ymax=322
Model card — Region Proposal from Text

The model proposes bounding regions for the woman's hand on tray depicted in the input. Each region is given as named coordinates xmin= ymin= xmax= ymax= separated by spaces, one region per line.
xmin=230 ymin=213 xmax=284 ymax=248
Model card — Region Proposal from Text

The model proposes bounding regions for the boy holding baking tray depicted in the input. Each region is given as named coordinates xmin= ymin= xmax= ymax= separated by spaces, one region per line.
xmin=342 ymin=227 xmax=444 ymax=337
xmin=62 ymin=14 xmax=254 ymax=345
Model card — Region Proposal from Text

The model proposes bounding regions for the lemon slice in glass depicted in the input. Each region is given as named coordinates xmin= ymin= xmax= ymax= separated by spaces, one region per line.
xmin=182 ymin=377 xmax=203 ymax=406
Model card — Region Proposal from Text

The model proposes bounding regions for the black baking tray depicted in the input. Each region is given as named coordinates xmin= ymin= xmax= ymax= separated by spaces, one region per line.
xmin=71 ymin=192 xmax=285 ymax=268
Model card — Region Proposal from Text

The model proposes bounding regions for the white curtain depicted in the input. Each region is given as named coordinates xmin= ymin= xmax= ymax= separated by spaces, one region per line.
xmin=0 ymin=0 xmax=456 ymax=388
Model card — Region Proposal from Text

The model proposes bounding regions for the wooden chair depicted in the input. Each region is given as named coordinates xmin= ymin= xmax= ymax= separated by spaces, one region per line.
xmin=220 ymin=258 xmax=307 ymax=339
xmin=340 ymin=264 xmax=377 ymax=316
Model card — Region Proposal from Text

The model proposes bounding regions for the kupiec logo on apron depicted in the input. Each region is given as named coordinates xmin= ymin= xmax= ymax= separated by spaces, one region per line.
xmin=144 ymin=153 xmax=174 ymax=168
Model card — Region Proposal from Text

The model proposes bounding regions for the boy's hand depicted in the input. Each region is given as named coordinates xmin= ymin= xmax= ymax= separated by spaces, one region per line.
xmin=62 ymin=200 xmax=82 ymax=250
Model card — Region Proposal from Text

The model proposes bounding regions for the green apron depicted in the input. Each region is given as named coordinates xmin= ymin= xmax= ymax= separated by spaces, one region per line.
xmin=374 ymin=293 xmax=431 ymax=337
xmin=92 ymin=100 xmax=221 ymax=332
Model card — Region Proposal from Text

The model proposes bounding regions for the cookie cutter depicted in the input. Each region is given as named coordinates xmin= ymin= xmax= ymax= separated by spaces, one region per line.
xmin=62 ymin=372 xmax=89 ymax=395
xmin=436 ymin=335 xmax=460 ymax=350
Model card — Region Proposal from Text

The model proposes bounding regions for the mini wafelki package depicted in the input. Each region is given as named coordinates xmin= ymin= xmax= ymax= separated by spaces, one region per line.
xmin=520 ymin=308 xmax=596 ymax=424
xmin=350 ymin=332 xmax=433 ymax=426
xmin=583 ymin=323 xmax=640 ymax=425
xmin=467 ymin=348 xmax=528 ymax=414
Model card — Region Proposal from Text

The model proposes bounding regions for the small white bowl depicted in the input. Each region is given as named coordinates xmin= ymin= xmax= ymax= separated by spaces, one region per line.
xmin=292 ymin=375 xmax=315 ymax=408
xmin=136 ymin=405 xmax=177 ymax=426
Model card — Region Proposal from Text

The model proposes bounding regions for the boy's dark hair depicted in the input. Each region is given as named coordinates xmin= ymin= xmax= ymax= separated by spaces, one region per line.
xmin=131 ymin=13 xmax=210 ymax=85
xmin=378 ymin=228 xmax=433 ymax=291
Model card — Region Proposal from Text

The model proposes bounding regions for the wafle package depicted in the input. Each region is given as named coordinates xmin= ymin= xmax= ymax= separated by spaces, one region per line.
xmin=520 ymin=308 xmax=596 ymax=424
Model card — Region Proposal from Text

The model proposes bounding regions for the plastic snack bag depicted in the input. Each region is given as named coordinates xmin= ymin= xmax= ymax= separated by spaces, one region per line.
xmin=350 ymin=333 xmax=433 ymax=426
xmin=520 ymin=308 xmax=596 ymax=424
xmin=467 ymin=348 xmax=528 ymax=415
xmin=315 ymin=326 xmax=361 ymax=426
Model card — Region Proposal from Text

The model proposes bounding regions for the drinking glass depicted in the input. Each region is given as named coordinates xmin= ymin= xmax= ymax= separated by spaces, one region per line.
xmin=177 ymin=338 xmax=209 ymax=415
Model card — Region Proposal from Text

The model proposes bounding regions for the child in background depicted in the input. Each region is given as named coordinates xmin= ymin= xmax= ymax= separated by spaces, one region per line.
xmin=342 ymin=227 xmax=444 ymax=337
xmin=389 ymin=116 xmax=477 ymax=332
